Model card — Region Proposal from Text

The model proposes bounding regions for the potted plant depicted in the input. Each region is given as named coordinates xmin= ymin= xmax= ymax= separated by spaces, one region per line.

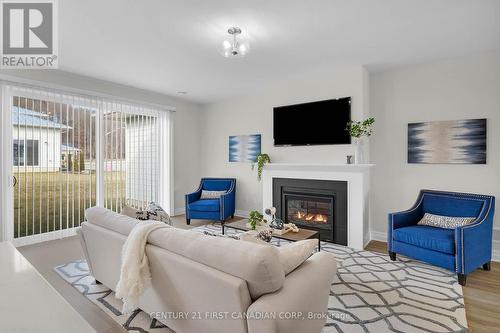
xmin=247 ymin=210 xmax=264 ymax=230
xmin=251 ymin=153 xmax=271 ymax=181
xmin=346 ymin=117 xmax=375 ymax=164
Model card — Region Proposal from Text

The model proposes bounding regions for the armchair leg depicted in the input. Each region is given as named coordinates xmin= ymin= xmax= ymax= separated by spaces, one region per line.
xmin=231 ymin=214 xmax=234 ymax=219
xmin=186 ymin=218 xmax=191 ymax=225
xmin=389 ymin=251 xmax=397 ymax=261
xmin=483 ymin=261 xmax=491 ymax=271
xmin=457 ymin=274 xmax=467 ymax=286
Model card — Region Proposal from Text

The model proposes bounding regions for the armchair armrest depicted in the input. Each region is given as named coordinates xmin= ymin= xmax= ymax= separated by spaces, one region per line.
xmin=388 ymin=194 xmax=423 ymax=229
xmin=388 ymin=206 xmax=423 ymax=230
xmin=455 ymin=198 xmax=495 ymax=275
xmin=388 ymin=194 xmax=424 ymax=252
xmin=185 ymin=190 xmax=201 ymax=204
xmin=220 ymin=186 xmax=236 ymax=220
xmin=185 ymin=189 xmax=202 ymax=220
xmin=246 ymin=252 xmax=337 ymax=333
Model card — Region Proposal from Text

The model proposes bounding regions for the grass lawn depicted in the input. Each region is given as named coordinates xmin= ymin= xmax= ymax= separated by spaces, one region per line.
xmin=13 ymin=171 xmax=125 ymax=238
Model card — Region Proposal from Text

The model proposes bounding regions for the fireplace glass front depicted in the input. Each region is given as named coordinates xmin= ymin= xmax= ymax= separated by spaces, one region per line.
xmin=285 ymin=194 xmax=333 ymax=229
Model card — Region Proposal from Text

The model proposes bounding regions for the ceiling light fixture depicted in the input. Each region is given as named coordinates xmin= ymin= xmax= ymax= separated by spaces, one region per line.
xmin=220 ymin=27 xmax=250 ymax=58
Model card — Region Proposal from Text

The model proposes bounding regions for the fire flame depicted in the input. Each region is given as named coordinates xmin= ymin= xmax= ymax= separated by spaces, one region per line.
xmin=315 ymin=214 xmax=327 ymax=222
xmin=294 ymin=212 xmax=328 ymax=223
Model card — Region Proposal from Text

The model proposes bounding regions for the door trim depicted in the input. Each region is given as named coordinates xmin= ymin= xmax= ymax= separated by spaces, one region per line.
xmin=0 ymin=82 xmax=14 ymax=241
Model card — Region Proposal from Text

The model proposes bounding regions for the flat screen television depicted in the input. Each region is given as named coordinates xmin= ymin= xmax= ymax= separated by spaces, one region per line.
xmin=273 ymin=97 xmax=351 ymax=146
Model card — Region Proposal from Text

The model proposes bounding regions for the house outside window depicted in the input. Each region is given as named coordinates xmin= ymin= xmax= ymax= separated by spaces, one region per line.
xmin=13 ymin=139 xmax=39 ymax=166
xmin=13 ymin=139 xmax=24 ymax=166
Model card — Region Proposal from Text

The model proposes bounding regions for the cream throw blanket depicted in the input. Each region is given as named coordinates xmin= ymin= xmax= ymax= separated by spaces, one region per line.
xmin=116 ymin=221 xmax=170 ymax=314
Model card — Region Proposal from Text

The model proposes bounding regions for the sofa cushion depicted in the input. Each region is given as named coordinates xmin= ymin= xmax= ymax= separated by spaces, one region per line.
xmin=86 ymin=207 xmax=138 ymax=236
xmin=278 ymin=239 xmax=318 ymax=275
xmin=232 ymin=231 xmax=318 ymax=275
xmin=147 ymin=227 xmax=285 ymax=300
xmin=188 ymin=199 xmax=220 ymax=212
xmin=393 ymin=225 xmax=455 ymax=254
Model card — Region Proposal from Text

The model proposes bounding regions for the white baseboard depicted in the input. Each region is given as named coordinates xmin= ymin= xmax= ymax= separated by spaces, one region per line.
xmin=493 ymin=240 xmax=500 ymax=262
xmin=13 ymin=227 xmax=78 ymax=247
xmin=370 ymin=230 xmax=387 ymax=243
xmin=370 ymin=230 xmax=500 ymax=262
xmin=235 ymin=210 xmax=250 ymax=218
xmin=173 ymin=207 xmax=185 ymax=216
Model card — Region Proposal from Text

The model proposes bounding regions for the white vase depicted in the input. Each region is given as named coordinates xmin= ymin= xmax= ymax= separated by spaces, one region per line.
xmin=354 ymin=138 xmax=364 ymax=164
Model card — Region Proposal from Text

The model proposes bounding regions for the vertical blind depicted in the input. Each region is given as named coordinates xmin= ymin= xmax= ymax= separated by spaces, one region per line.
xmin=103 ymin=104 xmax=160 ymax=212
xmin=2 ymin=82 xmax=171 ymax=244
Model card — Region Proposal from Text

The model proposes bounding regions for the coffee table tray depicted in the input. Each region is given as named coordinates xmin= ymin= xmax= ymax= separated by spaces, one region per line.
xmin=272 ymin=227 xmax=291 ymax=235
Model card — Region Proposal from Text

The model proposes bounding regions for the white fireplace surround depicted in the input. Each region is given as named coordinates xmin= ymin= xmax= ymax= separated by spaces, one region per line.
xmin=262 ymin=163 xmax=374 ymax=250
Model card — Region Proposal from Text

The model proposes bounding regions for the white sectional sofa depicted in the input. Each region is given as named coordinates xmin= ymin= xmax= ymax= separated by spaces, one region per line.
xmin=78 ymin=207 xmax=337 ymax=333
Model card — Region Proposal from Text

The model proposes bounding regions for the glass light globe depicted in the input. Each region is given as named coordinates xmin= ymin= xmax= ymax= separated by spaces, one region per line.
xmin=237 ymin=42 xmax=250 ymax=56
xmin=222 ymin=40 xmax=231 ymax=50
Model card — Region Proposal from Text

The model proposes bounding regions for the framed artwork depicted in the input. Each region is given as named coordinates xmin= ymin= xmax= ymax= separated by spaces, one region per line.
xmin=408 ymin=118 xmax=486 ymax=164
xmin=229 ymin=134 xmax=261 ymax=162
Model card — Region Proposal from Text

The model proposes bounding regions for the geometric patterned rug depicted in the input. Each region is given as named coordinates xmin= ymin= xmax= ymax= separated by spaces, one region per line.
xmin=54 ymin=224 xmax=467 ymax=333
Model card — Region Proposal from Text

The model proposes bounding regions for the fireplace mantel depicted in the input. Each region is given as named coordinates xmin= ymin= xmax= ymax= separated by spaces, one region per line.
xmin=264 ymin=163 xmax=375 ymax=172
xmin=262 ymin=163 xmax=374 ymax=250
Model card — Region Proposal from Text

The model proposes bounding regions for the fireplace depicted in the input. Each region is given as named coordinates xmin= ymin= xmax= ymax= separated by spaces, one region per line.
xmin=273 ymin=178 xmax=347 ymax=244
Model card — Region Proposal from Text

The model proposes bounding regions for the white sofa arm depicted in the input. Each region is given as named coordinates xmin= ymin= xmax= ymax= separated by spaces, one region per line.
xmin=246 ymin=251 xmax=337 ymax=333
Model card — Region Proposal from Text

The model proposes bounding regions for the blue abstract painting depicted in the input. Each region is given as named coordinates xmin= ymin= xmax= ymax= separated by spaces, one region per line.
xmin=408 ymin=119 xmax=486 ymax=164
xmin=229 ymin=134 xmax=261 ymax=162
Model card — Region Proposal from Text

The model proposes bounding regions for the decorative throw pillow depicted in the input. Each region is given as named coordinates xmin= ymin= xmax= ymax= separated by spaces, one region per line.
xmin=121 ymin=202 xmax=173 ymax=225
xmin=200 ymin=190 xmax=227 ymax=199
xmin=417 ymin=213 xmax=475 ymax=229
xmin=121 ymin=205 xmax=149 ymax=220
xmin=145 ymin=202 xmax=173 ymax=225
xmin=277 ymin=239 xmax=318 ymax=275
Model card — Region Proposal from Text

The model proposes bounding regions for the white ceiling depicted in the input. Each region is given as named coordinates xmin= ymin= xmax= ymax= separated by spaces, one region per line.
xmin=59 ymin=0 xmax=500 ymax=103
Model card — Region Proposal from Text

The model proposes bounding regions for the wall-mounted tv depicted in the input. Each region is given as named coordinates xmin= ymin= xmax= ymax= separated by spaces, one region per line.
xmin=273 ymin=97 xmax=351 ymax=146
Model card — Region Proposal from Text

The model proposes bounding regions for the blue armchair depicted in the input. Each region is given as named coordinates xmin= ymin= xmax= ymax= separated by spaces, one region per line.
xmin=388 ymin=189 xmax=495 ymax=286
xmin=185 ymin=178 xmax=236 ymax=225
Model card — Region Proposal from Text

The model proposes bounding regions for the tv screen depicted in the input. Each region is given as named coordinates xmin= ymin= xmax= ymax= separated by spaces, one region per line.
xmin=273 ymin=97 xmax=351 ymax=146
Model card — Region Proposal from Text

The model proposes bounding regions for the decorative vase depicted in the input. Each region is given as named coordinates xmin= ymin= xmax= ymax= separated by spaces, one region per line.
xmin=270 ymin=218 xmax=284 ymax=230
xmin=354 ymin=137 xmax=365 ymax=164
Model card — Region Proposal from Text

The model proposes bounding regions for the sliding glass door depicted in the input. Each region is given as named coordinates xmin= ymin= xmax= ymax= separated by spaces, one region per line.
xmin=1 ymin=82 xmax=172 ymax=246
xmin=12 ymin=95 xmax=97 ymax=240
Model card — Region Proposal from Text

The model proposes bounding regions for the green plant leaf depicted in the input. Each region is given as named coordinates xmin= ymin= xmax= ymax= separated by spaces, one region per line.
xmin=254 ymin=153 xmax=271 ymax=181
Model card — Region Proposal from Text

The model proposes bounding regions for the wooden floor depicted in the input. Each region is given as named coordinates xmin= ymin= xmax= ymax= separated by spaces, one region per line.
xmin=17 ymin=217 xmax=500 ymax=333
xmin=366 ymin=241 xmax=500 ymax=333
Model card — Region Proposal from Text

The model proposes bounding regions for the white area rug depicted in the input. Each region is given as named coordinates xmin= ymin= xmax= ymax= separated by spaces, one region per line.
xmin=55 ymin=224 xmax=467 ymax=332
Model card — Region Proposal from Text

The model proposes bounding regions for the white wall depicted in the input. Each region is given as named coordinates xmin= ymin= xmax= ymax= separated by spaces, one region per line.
xmin=370 ymin=50 xmax=500 ymax=248
xmin=199 ymin=66 xmax=369 ymax=214
xmin=0 ymin=70 xmax=202 ymax=212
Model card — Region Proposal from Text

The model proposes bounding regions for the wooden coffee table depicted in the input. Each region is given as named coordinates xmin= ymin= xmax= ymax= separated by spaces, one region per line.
xmin=222 ymin=219 xmax=321 ymax=251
